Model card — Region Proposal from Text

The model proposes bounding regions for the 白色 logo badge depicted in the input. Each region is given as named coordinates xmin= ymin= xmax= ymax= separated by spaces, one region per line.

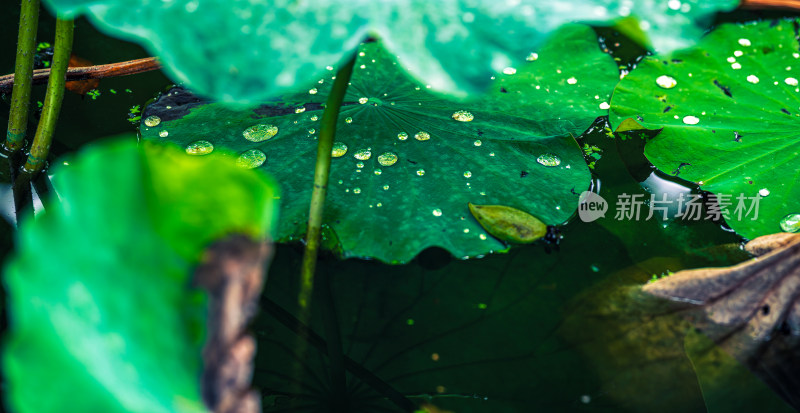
xmin=578 ymin=191 xmax=607 ymax=222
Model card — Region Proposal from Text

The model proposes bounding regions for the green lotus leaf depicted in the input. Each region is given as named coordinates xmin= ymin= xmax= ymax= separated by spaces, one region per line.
xmin=44 ymin=0 xmax=737 ymax=102
xmin=3 ymin=139 xmax=278 ymax=413
xmin=609 ymin=19 xmax=800 ymax=239
xmin=140 ymin=25 xmax=617 ymax=263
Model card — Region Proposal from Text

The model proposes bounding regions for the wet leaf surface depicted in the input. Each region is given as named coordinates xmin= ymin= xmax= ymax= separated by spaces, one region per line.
xmin=45 ymin=0 xmax=736 ymax=101
xmin=141 ymin=26 xmax=617 ymax=263
xmin=3 ymin=140 xmax=278 ymax=413
xmin=610 ymin=19 xmax=800 ymax=239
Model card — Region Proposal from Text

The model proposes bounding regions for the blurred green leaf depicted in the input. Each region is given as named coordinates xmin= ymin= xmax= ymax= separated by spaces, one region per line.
xmin=44 ymin=0 xmax=736 ymax=102
xmin=3 ymin=139 xmax=278 ymax=413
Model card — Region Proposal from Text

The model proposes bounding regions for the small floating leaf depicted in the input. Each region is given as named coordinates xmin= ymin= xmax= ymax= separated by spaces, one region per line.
xmin=468 ymin=203 xmax=547 ymax=243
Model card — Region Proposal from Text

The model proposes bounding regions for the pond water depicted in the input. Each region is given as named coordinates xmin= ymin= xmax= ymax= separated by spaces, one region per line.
xmin=1 ymin=6 xmax=797 ymax=413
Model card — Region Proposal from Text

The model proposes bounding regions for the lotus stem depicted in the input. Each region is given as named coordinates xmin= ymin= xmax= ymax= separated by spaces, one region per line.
xmin=23 ymin=18 xmax=74 ymax=173
xmin=3 ymin=0 xmax=40 ymax=154
xmin=297 ymin=55 xmax=356 ymax=315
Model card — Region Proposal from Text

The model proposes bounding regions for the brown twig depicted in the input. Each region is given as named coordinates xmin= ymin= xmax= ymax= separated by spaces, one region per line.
xmin=194 ymin=235 xmax=272 ymax=413
xmin=0 ymin=57 xmax=161 ymax=94
xmin=740 ymin=0 xmax=800 ymax=9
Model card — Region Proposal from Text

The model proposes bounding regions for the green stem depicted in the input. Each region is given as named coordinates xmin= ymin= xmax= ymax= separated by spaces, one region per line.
xmin=23 ymin=18 xmax=73 ymax=173
xmin=297 ymin=55 xmax=357 ymax=315
xmin=3 ymin=0 xmax=40 ymax=154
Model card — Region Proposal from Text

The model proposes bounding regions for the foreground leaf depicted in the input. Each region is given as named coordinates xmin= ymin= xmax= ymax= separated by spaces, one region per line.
xmin=3 ymin=139 xmax=278 ymax=413
xmin=141 ymin=27 xmax=613 ymax=263
xmin=610 ymin=19 xmax=800 ymax=239
xmin=45 ymin=0 xmax=736 ymax=101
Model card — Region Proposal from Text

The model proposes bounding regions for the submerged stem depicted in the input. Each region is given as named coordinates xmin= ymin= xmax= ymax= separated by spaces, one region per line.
xmin=23 ymin=18 xmax=73 ymax=173
xmin=297 ymin=55 xmax=356 ymax=317
xmin=3 ymin=0 xmax=41 ymax=153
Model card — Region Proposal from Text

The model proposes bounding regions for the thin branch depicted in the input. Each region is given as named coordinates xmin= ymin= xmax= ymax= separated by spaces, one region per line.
xmin=740 ymin=0 xmax=800 ymax=9
xmin=0 ymin=57 xmax=161 ymax=94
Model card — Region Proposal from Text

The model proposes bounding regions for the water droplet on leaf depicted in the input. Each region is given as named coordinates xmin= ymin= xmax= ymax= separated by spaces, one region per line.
xmin=143 ymin=115 xmax=161 ymax=127
xmin=682 ymin=115 xmax=700 ymax=125
xmin=185 ymin=140 xmax=213 ymax=155
xmin=242 ymin=123 xmax=278 ymax=142
xmin=331 ymin=142 xmax=348 ymax=157
xmin=378 ymin=152 xmax=398 ymax=166
xmin=236 ymin=149 xmax=266 ymax=168
xmin=656 ymin=75 xmax=677 ymax=89
xmin=452 ymin=110 xmax=474 ymax=122
xmin=354 ymin=149 xmax=372 ymax=160
xmin=780 ymin=213 xmax=800 ymax=232
xmin=415 ymin=131 xmax=431 ymax=141
xmin=536 ymin=153 xmax=561 ymax=167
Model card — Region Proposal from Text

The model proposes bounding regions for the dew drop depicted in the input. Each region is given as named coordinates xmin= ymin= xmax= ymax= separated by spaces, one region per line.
xmin=143 ymin=115 xmax=161 ymax=127
xmin=759 ymin=188 xmax=770 ymax=197
xmin=358 ymin=97 xmax=368 ymax=104
xmin=734 ymin=50 xmax=743 ymax=57
xmin=479 ymin=234 xmax=487 ymax=240
xmin=331 ymin=142 xmax=348 ymax=157
xmin=786 ymin=77 xmax=799 ymax=86
xmin=738 ymin=38 xmax=752 ymax=47
xmin=397 ymin=132 xmax=409 ymax=141
xmin=345 ymin=116 xmax=353 ymax=123
xmin=415 ymin=131 xmax=431 ymax=141
xmin=656 ymin=75 xmax=677 ymax=89
xmin=236 ymin=149 xmax=266 ymax=169
xmin=682 ymin=115 xmax=700 ymax=125
xmin=432 ymin=208 xmax=443 ymax=217
xmin=242 ymin=123 xmax=278 ymax=142
xmin=185 ymin=140 xmax=214 ymax=155
xmin=310 ymin=115 xmax=319 ymax=121
xmin=502 ymin=67 xmax=517 ymax=75
xmin=416 ymin=168 xmax=425 ymax=176
xmin=599 ymin=102 xmax=610 ymax=110
xmin=158 ymin=130 xmax=169 ymax=138
xmin=780 ymin=213 xmax=800 ymax=232
xmin=464 ymin=171 xmax=472 ymax=178
xmin=537 ymin=153 xmax=561 ymax=167
xmin=731 ymin=63 xmax=742 ymax=70
xmin=378 ymin=152 xmax=398 ymax=166
xmin=474 ymin=139 xmax=482 ymax=146
xmin=383 ymin=185 xmax=390 ymax=190
xmin=526 ymin=52 xmax=538 ymax=61
xmin=309 ymin=88 xmax=318 ymax=95
xmin=356 ymin=161 xmax=364 ymax=168
xmin=295 ymin=107 xmax=306 ymax=113
xmin=374 ymin=169 xmax=382 ymax=175
xmin=452 ymin=110 xmax=474 ymax=122
xmin=354 ymin=149 xmax=372 ymax=160
xmin=307 ymin=128 xmax=316 ymax=134
xmin=566 ymin=77 xmax=578 ymax=85
xmin=746 ymin=75 xmax=760 ymax=84
xmin=353 ymin=187 xmax=362 ymax=194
